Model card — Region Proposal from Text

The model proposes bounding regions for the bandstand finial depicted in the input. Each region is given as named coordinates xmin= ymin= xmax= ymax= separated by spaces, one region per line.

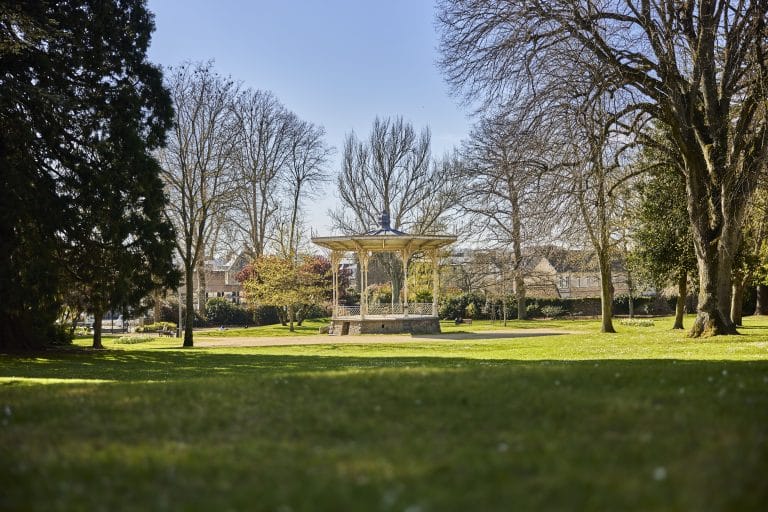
xmin=379 ymin=210 xmax=391 ymax=230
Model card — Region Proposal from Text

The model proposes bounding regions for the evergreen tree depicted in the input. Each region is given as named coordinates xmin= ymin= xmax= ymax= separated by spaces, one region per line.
xmin=631 ymin=167 xmax=697 ymax=329
xmin=0 ymin=1 xmax=176 ymax=350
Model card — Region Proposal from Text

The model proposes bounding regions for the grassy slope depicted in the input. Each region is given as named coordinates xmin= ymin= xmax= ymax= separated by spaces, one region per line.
xmin=1 ymin=316 xmax=767 ymax=511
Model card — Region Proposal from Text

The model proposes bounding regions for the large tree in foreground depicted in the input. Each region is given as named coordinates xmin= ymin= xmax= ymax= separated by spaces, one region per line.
xmin=438 ymin=0 xmax=768 ymax=336
xmin=0 ymin=0 xmax=176 ymax=350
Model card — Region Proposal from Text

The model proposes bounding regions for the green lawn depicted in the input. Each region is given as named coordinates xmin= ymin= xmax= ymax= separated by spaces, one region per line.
xmin=2 ymin=316 xmax=767 ymax=511
xmin=195 ymin=317 xmax=333 ymax=337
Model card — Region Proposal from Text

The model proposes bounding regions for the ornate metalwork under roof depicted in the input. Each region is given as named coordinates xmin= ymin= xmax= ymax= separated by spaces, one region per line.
xmin=312 ymin=211 xmax=457 ymax=253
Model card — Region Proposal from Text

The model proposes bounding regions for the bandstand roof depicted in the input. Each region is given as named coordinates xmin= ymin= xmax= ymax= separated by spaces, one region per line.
xmin=312 ymin=211 xmax=457 ymax=253
xmin=312 ymin=233 xmax=457 ymax=253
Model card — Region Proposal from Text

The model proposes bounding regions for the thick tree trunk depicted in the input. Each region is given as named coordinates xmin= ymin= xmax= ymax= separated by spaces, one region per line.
xmin=288 ymin=304 xmax=295 ymax=332
xmin=756 ymin=284 xmax=768 ymax=315
xmin=716 ymin=241 xmax=737 ymax=331
xmin=688 ymin=244 xmax=734 ymax=337
xmin=197 ymin=260 xmax=207 ymax=318
xmin=731 ymin=275 xmax=746 ymax=326
xmin=153 ymin=290 xmax=161 ymax=323
xmin=598 ymin=258 xmax=615 ymax=333
xmin=685 ymin=173 xmax=739 ymax=337
xmin=673 ymin=272 xmax=687 ymax=330
xmin=184 ymin=267 xmax=194 ymax=347
xmin=515 ymin=276 xmax=526 ymax=321
xmin=92 ymin=312 xmax=104 ymax=349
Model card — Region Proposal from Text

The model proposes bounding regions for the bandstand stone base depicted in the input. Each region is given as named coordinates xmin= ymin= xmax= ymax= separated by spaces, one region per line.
xmin=331 ymin=316 xmax=441 ymax=335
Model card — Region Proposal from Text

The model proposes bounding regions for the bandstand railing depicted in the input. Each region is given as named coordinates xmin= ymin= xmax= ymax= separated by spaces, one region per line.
xmin=334 ymin=303 xmax=436 ymax=317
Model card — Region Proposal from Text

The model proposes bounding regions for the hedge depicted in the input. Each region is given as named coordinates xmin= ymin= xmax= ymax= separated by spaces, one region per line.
xmin=439 ymin=293 xmax=679 ymax=320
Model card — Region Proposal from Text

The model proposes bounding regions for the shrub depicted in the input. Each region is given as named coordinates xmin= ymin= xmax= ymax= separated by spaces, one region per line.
xmin=114 ymin=335 xmax=155 ymax=344
xmin=439 ymin=292 xmax=485 ymax=320
xmin=48 ymin=324 xmax=73 ymax=346
xmin=619 ymin=318 xmax=655 ymax=327
xmin=541 ymin=305 xmax=567 ymax=318
xmin=135 ymin=321 xmax=176 ymax=333
xmin=205 ymin=298 xmax=252 ymax=325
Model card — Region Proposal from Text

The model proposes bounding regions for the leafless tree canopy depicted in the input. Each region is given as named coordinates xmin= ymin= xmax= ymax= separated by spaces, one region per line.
xmin=158 ymin=62 xmax=238 ymax=345
xmin=331 ymin=116 xmax=458 ymax=235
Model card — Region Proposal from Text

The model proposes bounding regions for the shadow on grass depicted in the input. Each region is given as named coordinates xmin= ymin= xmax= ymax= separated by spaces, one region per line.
xmin=2 ymin=349 xmax=768 ymax=382
xmin=1 ymin=350 xmax=767 ymax=511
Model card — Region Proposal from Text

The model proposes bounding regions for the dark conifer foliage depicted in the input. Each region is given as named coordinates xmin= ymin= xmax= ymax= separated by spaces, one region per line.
xmin=0 ymin=1 xmax=176 ymax=350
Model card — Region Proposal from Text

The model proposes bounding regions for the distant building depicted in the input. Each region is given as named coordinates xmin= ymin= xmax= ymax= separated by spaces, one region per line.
xmin=192 ymin=252 xmax=250 ymax=305
xmin=444 ymin=246 xmax=647 ymax=299
xmin=523 ymin=247 xmax=634 ymax=299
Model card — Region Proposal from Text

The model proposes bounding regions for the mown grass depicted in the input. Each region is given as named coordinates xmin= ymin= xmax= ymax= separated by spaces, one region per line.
xmin=2 ymin=315 xmax=767 ymax=511
xmin=195 ymin=318 xmax=333 ymax=337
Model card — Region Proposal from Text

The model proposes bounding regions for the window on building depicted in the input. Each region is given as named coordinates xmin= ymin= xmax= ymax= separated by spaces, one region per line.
xmin=558 ymin=275 xmax=570 ymax=289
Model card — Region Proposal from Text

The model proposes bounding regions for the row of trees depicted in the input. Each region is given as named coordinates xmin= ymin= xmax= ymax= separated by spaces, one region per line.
xmin=5 ymin=1 xmax=766 ymax=351
xmin=436 ymin=0 xmax=768 ymax=336
xmin=157 ymin=63 xmax=332 ymax=346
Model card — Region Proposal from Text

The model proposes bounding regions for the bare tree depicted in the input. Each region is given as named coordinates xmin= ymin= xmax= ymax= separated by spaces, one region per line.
xmin=331 ymin=116 xmax=459 ymax=302
xmin=558 ymin=99 xmax=631 ymax=333
xmin=230 ymin=90 xmax=294 ymax=258
xmin=438 ymin=0 xmax=768 ymax=336
xmin=461 ymin=112 xmax=558 ymax=320
xmin=158 ymin=62 xmax=237 ymax=346
xmin=282 ymin=119 xmax=333 ymax=260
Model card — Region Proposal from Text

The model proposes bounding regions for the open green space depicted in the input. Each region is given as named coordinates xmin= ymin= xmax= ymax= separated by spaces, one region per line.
xmin=2 ymin=317 xmax=767 ymax=511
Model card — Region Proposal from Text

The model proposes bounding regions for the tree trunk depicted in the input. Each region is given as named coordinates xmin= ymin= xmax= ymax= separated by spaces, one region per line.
xmin=502 ymin=293 xmax=508 ymax=326
xmin=197 ymin=259 xmax=207 ymax=318
xmin=69 ymin=314 xmax=79 ymax=339
xmin=716 ymin=240 xmax=737 ymax=331
xmin=515 ymin=276 xmax=526 ymax=321
xmin=184 ymin=266 xmax=194 ymax=347
xmin=731 ymin=275 xmax=746 ymax=326
xmin=92 ymin=312 xmax=104 ymax=349
xmin=288 ymin=304 xmax=295 ymax=332
xmin=626 ymin=269 xmax=635 ymax=319
xmin=153 ymin=290 xmax=161 ymax=323
xmin=673 ymin=272 xmax=687 ymax=330
xmin=688 ymin=243 xmax=734 ymax=337
xmin=756 ymin=284 xmax=768 ymax=315
xmin=598 ymin=257 xmax=615 ymax=333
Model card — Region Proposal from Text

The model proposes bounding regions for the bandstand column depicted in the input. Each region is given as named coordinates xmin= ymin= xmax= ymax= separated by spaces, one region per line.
xmin=358 ymin=250 xmax=370 ymax=319
xmin=331 ymin=251 xmax=341 ymax=317
xmin=430 ymin=249 xmax=439 ymax=317
xmin=401 ymin=248 xmax=411 ymax=317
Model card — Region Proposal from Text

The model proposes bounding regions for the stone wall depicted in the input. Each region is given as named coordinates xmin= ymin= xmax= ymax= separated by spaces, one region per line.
xmin=331 ymin=317 xmax=441 ymax=335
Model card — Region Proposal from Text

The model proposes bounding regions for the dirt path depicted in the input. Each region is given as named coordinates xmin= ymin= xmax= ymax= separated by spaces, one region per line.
xmin=193 ymin=328 xmax=579 ymax=348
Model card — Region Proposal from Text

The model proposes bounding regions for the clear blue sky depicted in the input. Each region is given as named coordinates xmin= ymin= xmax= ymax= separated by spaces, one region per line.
xmin=146 ymin=0 xmax=471 ymax=235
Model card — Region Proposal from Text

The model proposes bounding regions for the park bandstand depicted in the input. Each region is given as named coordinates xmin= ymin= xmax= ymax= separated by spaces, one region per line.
xmin=312 ymin=212 xmax=457 ymax=335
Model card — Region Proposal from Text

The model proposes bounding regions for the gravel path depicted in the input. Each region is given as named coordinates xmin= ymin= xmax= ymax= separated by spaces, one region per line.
xmin=193 ymin=328 xmax=578 ymax=348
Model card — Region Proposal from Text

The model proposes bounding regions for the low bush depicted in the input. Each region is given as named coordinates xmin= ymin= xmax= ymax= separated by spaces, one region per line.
xmin=619 ymin=318 xmax=655 ymax=327
xmin=206 ymin=298 xmax=252 ymax=326
xmin=114 ymin=335 xmax=156 ymax=344
xmin=135 ymin=321 xmax=176 ymax=333
xmin=541 ymin=305 xmax=567 ymax=318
